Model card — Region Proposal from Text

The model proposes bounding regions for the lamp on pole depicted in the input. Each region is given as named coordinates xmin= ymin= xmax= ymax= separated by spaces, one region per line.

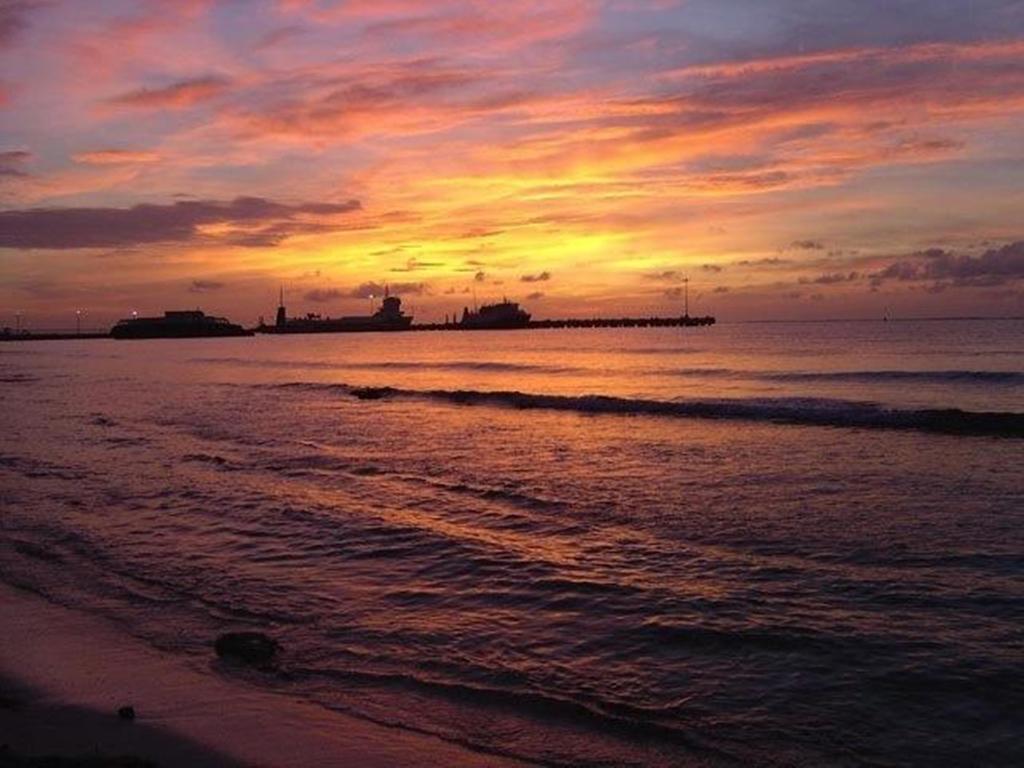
xmin=76 ymin=309 xmax=82 ymax=336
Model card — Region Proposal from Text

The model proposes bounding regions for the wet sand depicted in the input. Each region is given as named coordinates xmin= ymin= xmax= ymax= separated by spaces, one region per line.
xmin=0 ymin=583 xmax=524 ymax=767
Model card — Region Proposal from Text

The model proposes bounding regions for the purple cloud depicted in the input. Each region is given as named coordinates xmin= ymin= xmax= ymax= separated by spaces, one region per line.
xmin=0 ymin=1 xmax=41 ymax=49
xmin=0 ymin=149 xmax=30 ymax=176
xmin=304 ymin=288 xmax=344 ymax=303
xmin=871 ymin=242 xmax=1024 ymax=287
xmin=0 ymin=196 xmax=361 ymax=249
xmin=348 ymin=281 xmax=425 ymax=299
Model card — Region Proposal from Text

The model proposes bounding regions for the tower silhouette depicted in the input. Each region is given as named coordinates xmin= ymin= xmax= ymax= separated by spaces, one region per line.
xmin=275 ymin=286 xmax=287 ymax=327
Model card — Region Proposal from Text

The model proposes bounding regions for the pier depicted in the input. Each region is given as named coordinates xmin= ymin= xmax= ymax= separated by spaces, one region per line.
xmin=1 ymin=330 xmax=109 ymax=342
xmin=4 ymin=309 xmax=715 ymax=342
xmin=407 ymin=315 xmax=716 ymax=332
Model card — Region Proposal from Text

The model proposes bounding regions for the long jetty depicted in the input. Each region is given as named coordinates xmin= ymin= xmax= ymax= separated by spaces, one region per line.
xmin=3 ymin=314 xmax=715 ymax=341
xmin=409 ymin=315 xmax=716 ymax=332
xmin=1 ymin=331 xmax=109 ymax=342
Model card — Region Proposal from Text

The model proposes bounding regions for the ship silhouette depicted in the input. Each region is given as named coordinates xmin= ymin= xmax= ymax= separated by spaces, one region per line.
xmin=262 ymin=286 xmax=413 ymax=334
xmin=459 ymin=299 xmax=531 ymax=330
xmin=110 ymin=310 xmax=252 ymax=339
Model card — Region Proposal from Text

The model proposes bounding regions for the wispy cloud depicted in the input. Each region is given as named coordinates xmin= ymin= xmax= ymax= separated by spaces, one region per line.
xmin=520 ymin=271 xmax=551 ymax=282
xmin=304 ymin=287 xmax=344 ymax=302
xmin=347 ymin=281 xmax=425 ymax=298
xmin=107 ymin=76 xmax=230 ymax=109
xmin=189 ymin=278 xmax=224 ymax=292
xmin=0 ymin=149 xmax=31 ymax=177
xmin=73 ymin=149 xmax=161 ymax=165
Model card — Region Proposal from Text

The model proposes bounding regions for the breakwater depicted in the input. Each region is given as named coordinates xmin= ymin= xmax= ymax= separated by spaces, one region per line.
xmin=407 ymin=315 xmax=716 ymax=332
xmin=3 ymin=315 xmax=716 ymax=341
xmin=1 ymin=331 xmax=110 ymax=342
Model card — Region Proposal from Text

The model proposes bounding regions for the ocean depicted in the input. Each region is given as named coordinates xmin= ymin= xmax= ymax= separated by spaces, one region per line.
xmin=1 ymin=319 xmax=1022 ymax=767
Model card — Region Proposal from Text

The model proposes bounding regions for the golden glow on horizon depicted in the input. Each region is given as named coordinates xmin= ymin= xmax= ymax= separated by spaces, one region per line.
xmin=1 ymin=1 xmax=1022 ymax=325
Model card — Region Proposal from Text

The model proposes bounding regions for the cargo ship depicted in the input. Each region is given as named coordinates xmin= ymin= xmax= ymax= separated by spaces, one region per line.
xmin=110 ymin=310 xmax=253 ymax=339
xmin=459 ymin=299 xmax=531 ymax=330
xmin=261 ymin=288 xmax=413 ymax=334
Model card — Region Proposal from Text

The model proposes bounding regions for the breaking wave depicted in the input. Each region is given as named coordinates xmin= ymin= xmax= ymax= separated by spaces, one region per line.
xmin=760 ymin=369 xmax=1024 ymax=385
xmin=268 ymin=382 xmax=1024 ymax=437
xmin=660 ymin=368 xmax=1024 ymax=385
xmin=192 ymin=356 xmax=575 ymax=374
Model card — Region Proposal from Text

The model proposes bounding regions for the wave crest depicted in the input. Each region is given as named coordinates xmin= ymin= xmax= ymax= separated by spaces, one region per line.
xmin=266 ymin=383 xmax=1024 ymax=437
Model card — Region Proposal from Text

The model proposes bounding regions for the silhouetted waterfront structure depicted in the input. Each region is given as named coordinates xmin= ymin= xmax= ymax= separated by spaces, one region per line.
xmin=275 ymin=286 xmax=287 ymax=328
xmin=110 ymin=310 xmax=252 ymax=339
xmin=256 ymin=291 xmax=714 ymax=335
xmin=261 ymin=287 xmax=413 ymax=334
xmin=1 ymin=328 xmax=108 ymax=341
xmin=459 ymin=299 xmax=531 ymax=330
xmin=413 ymin=313 xmax=716 ymax=331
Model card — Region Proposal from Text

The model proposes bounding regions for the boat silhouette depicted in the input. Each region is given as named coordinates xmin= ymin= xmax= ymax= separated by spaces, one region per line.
xmin=459 ymin=299 xmax=531 ymax=330
xmin=262 ymin=287 xmax=413 ymax=334
xmin=110 ymin=310 xmax=252 ymax=339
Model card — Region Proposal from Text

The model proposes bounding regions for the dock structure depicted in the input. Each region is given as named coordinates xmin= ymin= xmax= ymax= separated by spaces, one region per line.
xmin=0 ymin=331 xmax=109 ymax=342
xmin=409 ymin=315 xmax=715 ymax=332
xmin=4 ymin=305 xmax=715 ymax=341
xmin=259 ymin=289 xmax=715 ymax=334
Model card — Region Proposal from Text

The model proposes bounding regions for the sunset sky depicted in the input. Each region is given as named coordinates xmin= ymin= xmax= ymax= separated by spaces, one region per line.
xmin=2 ymin=0 xmax=1023 ymax=328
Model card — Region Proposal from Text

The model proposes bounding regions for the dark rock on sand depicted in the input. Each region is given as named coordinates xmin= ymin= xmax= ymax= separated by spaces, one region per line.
xmin=116 ymin=706 xmax=135 ymax=721
xmin=214 ymin=632 xmax=279 ymax=665
xmin=0 ymin=694 xmax=25 ymax=712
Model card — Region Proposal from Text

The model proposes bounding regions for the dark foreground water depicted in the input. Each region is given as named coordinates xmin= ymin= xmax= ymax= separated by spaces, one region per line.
xmin=1 ymin=320 xmax=1022 ymax=767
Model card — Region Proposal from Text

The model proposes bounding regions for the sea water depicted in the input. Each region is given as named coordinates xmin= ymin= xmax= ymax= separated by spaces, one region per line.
xmin=1 ymin=319 xmax=1022 ymax=766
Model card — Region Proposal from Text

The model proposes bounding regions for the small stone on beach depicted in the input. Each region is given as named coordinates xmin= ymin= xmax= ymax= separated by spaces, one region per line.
xmin=214 ymin=631 xmax=280 ymax=665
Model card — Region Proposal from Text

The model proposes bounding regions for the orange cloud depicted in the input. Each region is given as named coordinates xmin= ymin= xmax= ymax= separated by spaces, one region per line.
xmin=73 ymin=149 xmax=162 ymax=165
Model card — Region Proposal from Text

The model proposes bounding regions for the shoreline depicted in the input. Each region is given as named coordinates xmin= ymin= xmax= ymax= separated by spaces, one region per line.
xmin=0 ymin=583 xmax=525 ymax=767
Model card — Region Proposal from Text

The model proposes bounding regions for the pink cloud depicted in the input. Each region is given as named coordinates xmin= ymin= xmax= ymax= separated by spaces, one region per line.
xmin=221 ymin=58 xmax=533 ymax=142
xmin=281 ymin=0 xmax=595 ymax=56
xmin=107 ymin=76 xmax=231 ymax=109
xmin=360 ymin=2 xmax=594 ymax=52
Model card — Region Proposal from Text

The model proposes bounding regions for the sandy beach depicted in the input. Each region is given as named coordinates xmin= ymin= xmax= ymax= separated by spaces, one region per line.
xmin=0 ymin=583 xmax=524 ymax=767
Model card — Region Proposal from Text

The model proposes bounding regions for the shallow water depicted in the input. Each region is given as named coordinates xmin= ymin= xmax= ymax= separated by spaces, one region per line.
xmin=1 ymin=319 xmax=1022 ymax=766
